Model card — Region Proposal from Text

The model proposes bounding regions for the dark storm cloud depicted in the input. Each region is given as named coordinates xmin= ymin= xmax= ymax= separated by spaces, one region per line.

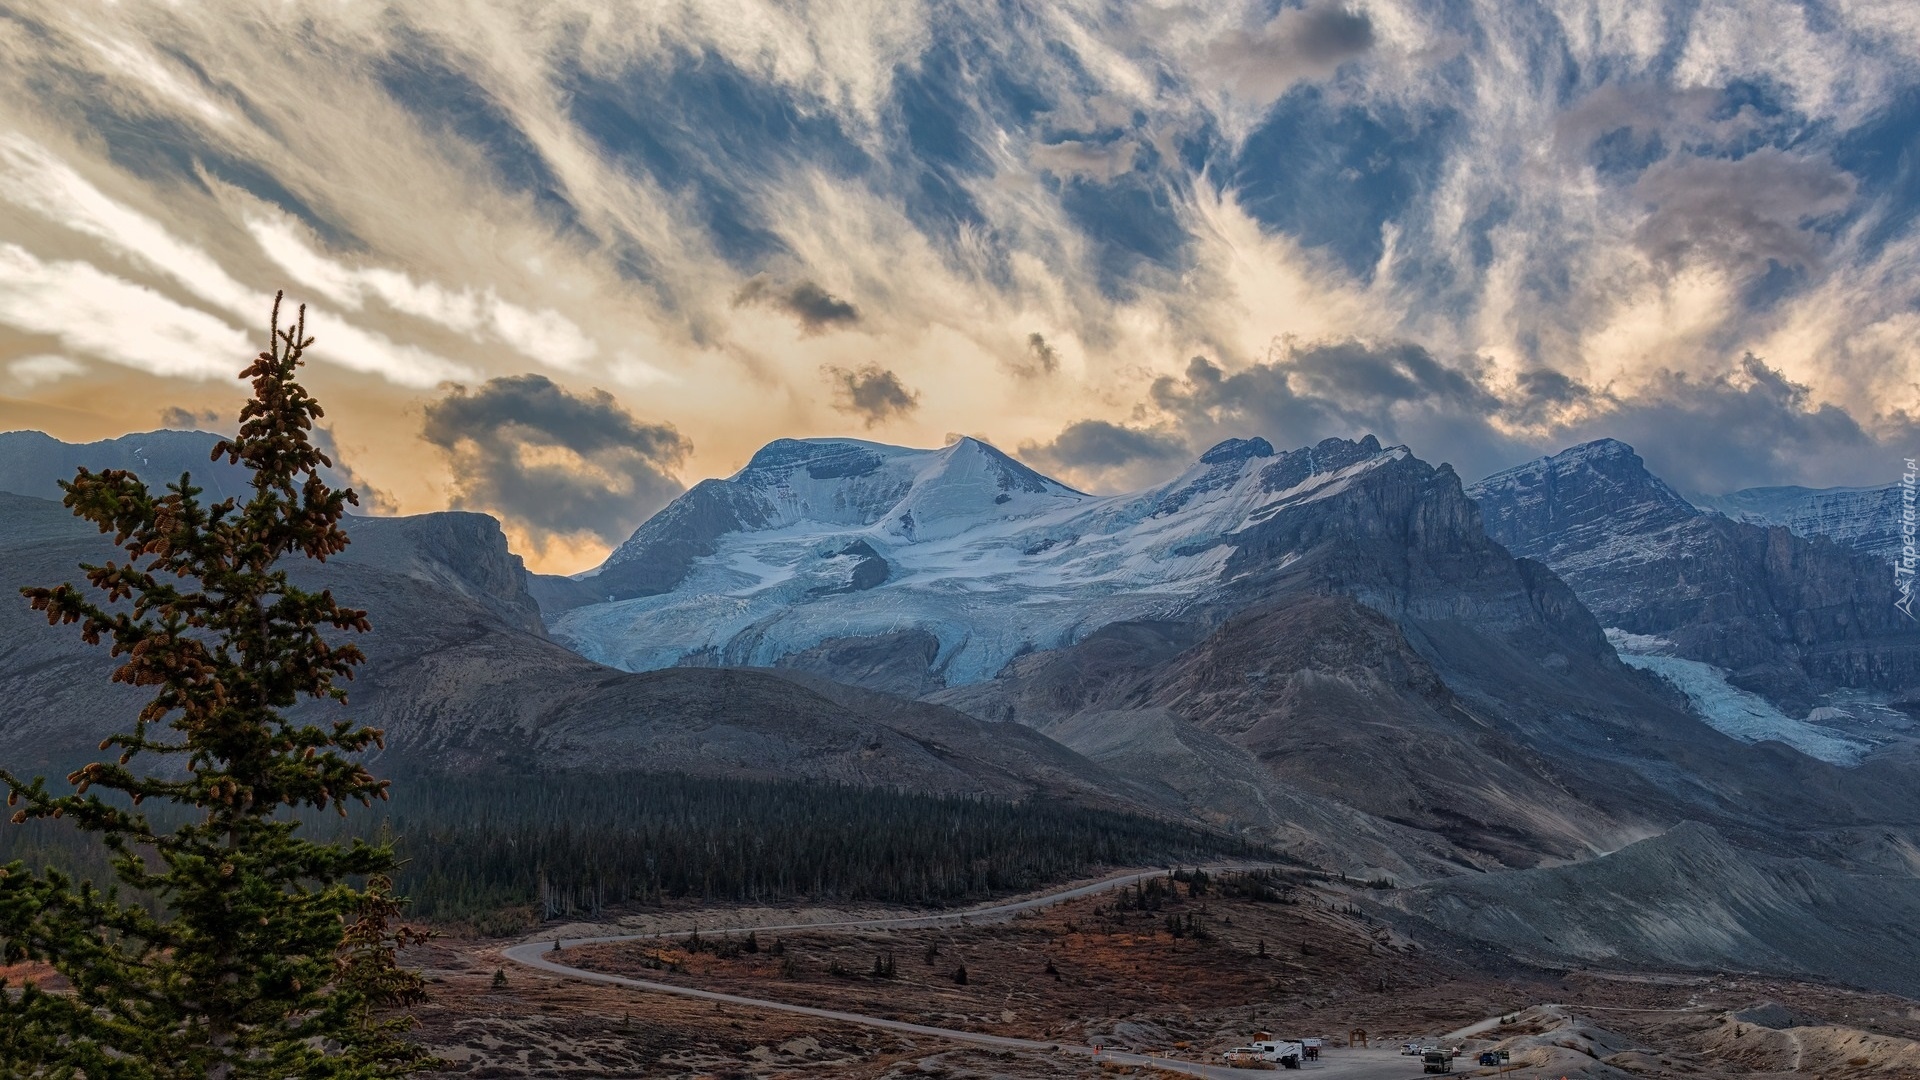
xmin=1010 ymin=332 xmax=1060 ymax=379
xmin=825 ymin=364 xmax=919 ymax=427
xmin=1141 ymin=344 xmax=1527 ymax=480
xmin=1282 ymin=340 xmax=1500 ymax=413
xmin=1562 ymin=356 xmax=1916 ymax=494
xmin=1140 ymin=342 xmax=1510 ymax=461
xmin=733 ymin=276 xmax=861 ymax=334
xmin=1553 ymin=83 xmax=1728 ymax=155
xmin=158 ymin=405 xmax=225 ymax=430
xmin=1018 ymin=419 xmax=1189 ymax=483
xmin=1208 ymin=3 xmax=1376 ymax=104
xmin=1506 ymin=368 xmax=1593 ymax=425
xmin=1632 ymin=150 xmax=1856 ymax=272
xmin=420 ymin=374 xmax=689 ymax=548
xmin=1117 ymin=340 xmax=1914 ymax=495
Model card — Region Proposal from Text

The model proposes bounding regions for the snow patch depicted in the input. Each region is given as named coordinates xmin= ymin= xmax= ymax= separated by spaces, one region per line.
xmin=1604 ymin=627 xmax=1677 ymax=655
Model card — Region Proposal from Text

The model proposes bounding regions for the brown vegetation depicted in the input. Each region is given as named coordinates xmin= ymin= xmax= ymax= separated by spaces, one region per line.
xmin=399 ymin=873 xmax=1920 ymax=1078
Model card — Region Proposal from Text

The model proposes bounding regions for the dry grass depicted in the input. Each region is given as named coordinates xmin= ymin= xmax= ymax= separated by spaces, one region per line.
xmin=392 ymin=876 xmax=1920 ymax=1078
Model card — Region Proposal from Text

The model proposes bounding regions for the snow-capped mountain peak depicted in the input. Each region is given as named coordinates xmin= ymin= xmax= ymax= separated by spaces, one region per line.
xmin=724 ymin=436 xmax=1085 ymax=541
xmin=552 ymin=433 xmax=1410 ymax=685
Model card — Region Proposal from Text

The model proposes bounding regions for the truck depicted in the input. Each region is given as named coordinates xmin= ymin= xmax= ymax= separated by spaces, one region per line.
xmin=1251 ymin=1040 xmax=1303 ymax=1068
xmin=1422 ymin=1050 xmax=1452 ymax=1074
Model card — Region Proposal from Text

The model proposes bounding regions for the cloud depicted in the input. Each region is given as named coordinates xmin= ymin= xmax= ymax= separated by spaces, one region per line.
xmin=0 ymin=244 xmax=248 ymax=380
xmin=1018 ymin=419 xmax=1189 ymax=491
xmin=0 ymin=135 xmax=474 ymax=388
xmin=1139 ymin=342 xmax=1520 ymax=477
xmin=1206 ymin=4 xmax=1375 ymax=106
xmin=825 ymin=363 xmax=919 ymax=426
xmin=1031 ymin=139 xmax=1140 ymax=183
xmin=733 ymin=276 xmax=861 ymax=334
xmin=1631 ymin=150 xmax=1857 ymax=272
xmin=1064 ymin=338 xmax=1911 ymax=494
xmin=8 ymin=354 xmax=85 ymax=388
xmin=1010 ymin=332 xmax=1060 ymax=379
xmin=247 ymin=216 xmax=601 ymax=372
xmin=1562 ymin=356 xmax=1916 ymax=495
xmin=312 ymin=425 xmax=400 ymax=515
xmin=420 ymin=374 xmax=689 ymax=548
xmin=158 ymin=405 xmax=225 ymax=430
xmin=1552 ymin=83 xmax=1728 ymax=154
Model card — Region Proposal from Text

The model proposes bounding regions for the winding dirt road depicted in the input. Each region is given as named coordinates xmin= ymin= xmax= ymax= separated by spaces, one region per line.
xmin=500 ymin=864 xmax=1448 ymax=1079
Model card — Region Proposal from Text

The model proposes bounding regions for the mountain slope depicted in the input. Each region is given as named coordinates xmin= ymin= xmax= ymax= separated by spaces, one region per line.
xmin=1696 ymin=483 xmax=1906 ymax=565
xmin=929 ymin=436 xmax=1920 ymax=883
xmin=1403 ymin=821 xmax=1920 ymax=997
xmin=0 ymin=490 xmax=1148 ymax=812
xmin=1468 ymin=440 xmax=1920 ymax=710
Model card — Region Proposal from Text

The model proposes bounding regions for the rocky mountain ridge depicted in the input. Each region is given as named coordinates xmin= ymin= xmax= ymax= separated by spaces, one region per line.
xmin=1468 ymin=439 xmax=1920 ymax=711
xmin=1696 ymin=482 xmax=1907 ymax=565
xmin=548 ymin=433 xmax=1436 ymax=689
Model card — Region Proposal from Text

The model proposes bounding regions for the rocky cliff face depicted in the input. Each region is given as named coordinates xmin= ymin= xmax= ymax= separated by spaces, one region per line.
xmin=1696 ymin=483 xmax=1907 ymax=565
xmin=337 ymin=512 xmax=546 ymax=637
xmin=1469 ymin=440 xmax=1920 ymax=709
xmin=1219 ymin=441 xmax=1614 ymax=653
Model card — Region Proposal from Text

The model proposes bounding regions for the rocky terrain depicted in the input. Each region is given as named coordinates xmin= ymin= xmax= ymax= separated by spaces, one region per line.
xmin=1696 ymin=483 xmax=1908 ymax=565
xmin=406 ymin=872 xmax=1920 ymax=1078
xmin=1468 ymin=439 xmax=1920 ymax=712
xmin=1402 ymin=821 xmax=1920 ymax=998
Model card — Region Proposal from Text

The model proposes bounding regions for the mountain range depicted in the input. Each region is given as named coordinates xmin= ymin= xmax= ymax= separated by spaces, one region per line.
xmin=3 ymin=426 xmax=1919 ymax=995
xmin=1470 ymin=440 xmax=1920 ymax=718
xmin=1695 ymin=483 xmax=1908 ymax=566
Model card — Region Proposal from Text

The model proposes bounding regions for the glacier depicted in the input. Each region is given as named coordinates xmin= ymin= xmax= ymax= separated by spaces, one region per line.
xmin=1604 ymin=629 xmax=1871 ymax=766
xmin=551 ymin=434 xmax=1404 ymax=686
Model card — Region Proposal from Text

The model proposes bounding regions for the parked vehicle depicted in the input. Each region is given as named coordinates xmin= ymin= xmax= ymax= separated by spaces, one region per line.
xmin=1222 ymin=1047 xmax=1273 ymax=1068
xmin=1251 ymin=1040 xmax=1304 ymax=1069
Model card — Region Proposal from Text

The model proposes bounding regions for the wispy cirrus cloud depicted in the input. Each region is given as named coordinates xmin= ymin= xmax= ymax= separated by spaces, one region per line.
xmin=0 ymin=133 xmax=474 ymax=388
xmin=247 ymin=216 xmax=601 ymax=372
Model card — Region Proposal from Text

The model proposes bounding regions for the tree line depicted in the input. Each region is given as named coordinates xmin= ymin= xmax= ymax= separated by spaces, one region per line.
xmin=0 ymin=770 xmax=1267 ymax=932
xmin=335 ymin=770 xmax=1266 ymax=926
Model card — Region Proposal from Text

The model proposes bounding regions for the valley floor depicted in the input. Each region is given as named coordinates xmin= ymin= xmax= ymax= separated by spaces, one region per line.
xmin=398 ymin=870 xmax=1920 ymax=1079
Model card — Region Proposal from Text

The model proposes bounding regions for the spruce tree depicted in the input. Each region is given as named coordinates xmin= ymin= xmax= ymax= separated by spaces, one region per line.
xmin=0 ymin=295 xmax=432 ymax=1077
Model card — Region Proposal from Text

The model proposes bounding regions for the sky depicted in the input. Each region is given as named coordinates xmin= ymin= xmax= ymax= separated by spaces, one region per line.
xmin=1 ymin=1 xmax=1917 ymax=573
